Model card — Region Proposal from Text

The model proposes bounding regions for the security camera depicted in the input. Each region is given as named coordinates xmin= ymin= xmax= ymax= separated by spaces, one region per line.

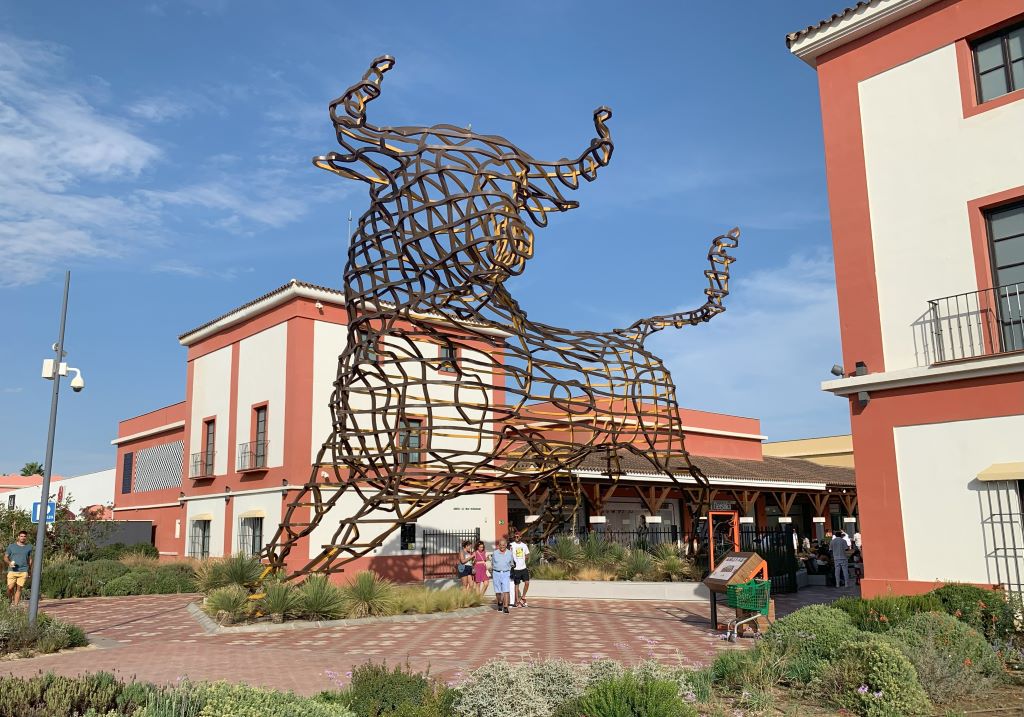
xmin=69 ymin=368 xmax=85 ymax=393
xmin=830 ymin=364 xmax=845 ymax=377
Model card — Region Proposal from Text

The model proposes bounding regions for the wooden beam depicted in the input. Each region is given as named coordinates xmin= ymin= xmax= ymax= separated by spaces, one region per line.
xmin=809 ymin=492 xmax=830 ymax=517
xmin=636 ymin=485 xmax=672 ymax=515
xmin=771 ymin=491 xmax=797 ymax=515
xmin=730 ymin=489 xmax=759 ymax=515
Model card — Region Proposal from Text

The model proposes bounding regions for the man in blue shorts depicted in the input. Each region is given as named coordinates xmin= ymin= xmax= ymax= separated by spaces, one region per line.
xmin=490 ymin=538 xmax=514 ymax=614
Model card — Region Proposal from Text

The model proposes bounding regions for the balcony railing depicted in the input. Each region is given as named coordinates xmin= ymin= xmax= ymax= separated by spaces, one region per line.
xmin=190 ymin=451 xmax=215 ymax=479
xmin=927 ymin=282 xmax=1024 ymax=363
xmin=237 ymin=441 xmax=269 ymax=471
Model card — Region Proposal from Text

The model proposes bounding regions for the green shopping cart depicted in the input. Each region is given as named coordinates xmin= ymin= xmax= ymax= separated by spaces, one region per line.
xmin=724 ymin=579 xmax=772 ymax=641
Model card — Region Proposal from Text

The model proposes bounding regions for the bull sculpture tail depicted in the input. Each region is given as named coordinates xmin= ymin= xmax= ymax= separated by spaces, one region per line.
xmin=619 ymin=227 xmax=739 ymax=341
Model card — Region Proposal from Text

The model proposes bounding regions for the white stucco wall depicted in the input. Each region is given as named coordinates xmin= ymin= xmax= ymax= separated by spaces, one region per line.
xmin=230 ymin=490 xmax=284 ymax=555
xmin=309 ymin=321 xmax=496 ymax=467
xmin=185 ymin=497 xmax=226 ymax=558
xmin=189 ymin=347 xmax=232 ymax=476
xmin=308 ymin=491 xmax=497 ymax=559
xmin=1 ymin=469 xmax=115 ymax=515
xmin=859 ymin=44 xmax=1024 ymax=370
xmin=236 ymin=323 xmax=287 ymax=469
xmin=311 ymin=321 xmax=348 ymax=463
xmin=894 ymin=414 xmax=1024 ymax=584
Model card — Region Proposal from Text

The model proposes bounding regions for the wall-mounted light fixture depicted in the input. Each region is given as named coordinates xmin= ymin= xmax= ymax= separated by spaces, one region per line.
xmin=830 ymin=364 xmax=845 ymax=377
xmin=224 ymin=486 xmax=232 ymax=503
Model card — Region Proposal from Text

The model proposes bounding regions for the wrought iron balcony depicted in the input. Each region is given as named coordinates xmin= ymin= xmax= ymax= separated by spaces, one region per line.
xmin=189 ymin=451 xmax=215 ymax=479
xmin=237 ymin=441 xmax=269 ymax=471
xmin=927 ymin=282 xmax=1024 ymax=363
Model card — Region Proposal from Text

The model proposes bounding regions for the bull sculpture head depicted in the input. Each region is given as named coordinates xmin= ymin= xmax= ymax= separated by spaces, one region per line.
xmin=314 ymin=55 xmax=614 ymax=288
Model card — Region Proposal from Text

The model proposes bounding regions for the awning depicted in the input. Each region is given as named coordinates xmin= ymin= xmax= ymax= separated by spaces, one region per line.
xmin=977 ymin=462 xmax=1024 ymax=482
xmin=238 ymin=509 xmax=266 ymax=519
xmin=190 ymin=513 xmax=214 ymax=521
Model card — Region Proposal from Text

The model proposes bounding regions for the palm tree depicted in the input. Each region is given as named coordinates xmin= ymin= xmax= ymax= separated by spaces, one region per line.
xmin=20 ymin=462 xmax=44 ymax=476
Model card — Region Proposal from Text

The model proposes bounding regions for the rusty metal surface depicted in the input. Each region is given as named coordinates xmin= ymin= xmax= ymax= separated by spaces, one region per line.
xmin=264 ymin=55 xmax=740 ymax=578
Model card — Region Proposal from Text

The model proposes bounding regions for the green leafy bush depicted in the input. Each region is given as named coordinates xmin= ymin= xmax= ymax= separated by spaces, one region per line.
xmin=298 ymin=574 xmax=347 ymax=621
xmin=833 ymin=593 xmax=943 ymax=632
xmin=195 ymin=554 xmax=264 ymax=592
xmin=102 ymin=570 xmax=154 ymax=597
xmin=0 ymin=602 xmax=87 ymax=657
xmin=710 ymin=646 xmax=786 ymax=692
xmin=260 ymin=580 xmax=301 ymax=619
xmin=530 ymin=562 xmax=574 ymax=580
xmin=150 ymin=563 xmax=198 ymax=594
xmin=192 ymin=681 xmax=353 ymax=717
xmin=454 ymin=658 xmax=591 ymax=717
xmin=889 ymin=612 xmax=1002 ymax=704
xmin=553 ymin=674 xmax=696 ymax=717
xmin=203 ymin=585 xmax=251 ymax=624
xmin=89 ymin=558 xmax=131 ymax=585
xmin=0 ymin=673 xmax=354 ymax=717
xmin=336 ymin=661 xmax=436 ymax=717
xmin=340 ymin=571 xmax=397 ymax=619
xmin=543 ymin=536 xmax=582 ymax=572
xmin=760 ymin=605 xmax=859 ymax=682
xmin=930 ymin=583 xmax=1017 ymax=641
xmin=815 ymin=635 xmax=931 ymax=717
xmin=579 ymin=533 xmax=622 ymax=569
xmin=616 ymin=548 xmax=655 ymax=581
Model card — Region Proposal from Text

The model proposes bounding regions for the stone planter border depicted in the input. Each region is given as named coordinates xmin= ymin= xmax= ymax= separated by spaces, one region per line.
xmin=186 ymin=601 xmax=492 ymax=635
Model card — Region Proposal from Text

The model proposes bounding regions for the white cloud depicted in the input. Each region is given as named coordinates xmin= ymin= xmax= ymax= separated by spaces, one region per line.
xmin=646 ymin=250 xmax=849 ymax=441
xmin=0 ymin=35 xmax=162 ymax=287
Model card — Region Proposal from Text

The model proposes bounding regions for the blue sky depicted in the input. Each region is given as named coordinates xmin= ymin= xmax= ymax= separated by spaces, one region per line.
xmin=0 ymin=0 xmax=848 ymax=476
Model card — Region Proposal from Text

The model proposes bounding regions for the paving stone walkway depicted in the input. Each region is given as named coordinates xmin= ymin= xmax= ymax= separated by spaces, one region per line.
xmin=4 ymin=585 xmax=859 ymax=695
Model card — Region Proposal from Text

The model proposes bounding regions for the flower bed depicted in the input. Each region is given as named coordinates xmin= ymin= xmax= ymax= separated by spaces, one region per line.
xmin=200 ymin=560 xmax=483 ymax=625
xmin=0 ymin=601 xmax=87 ymax=659
xmin=530 ymin=535 xmax=700 ymax=582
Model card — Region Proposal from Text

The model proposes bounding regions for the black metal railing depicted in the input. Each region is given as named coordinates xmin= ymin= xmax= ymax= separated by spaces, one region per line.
xmin=421 ymin=528 xmax=481 ymax=580
xmin=237 ymin=441 xmax=269 ymax=471
xmin=550 ymin=526 xmax=680 ymax=549
xmin=189 ymin=451 xmax=215 ymax=479
xmin=927 ymin=282 xmax=1024 ymax=363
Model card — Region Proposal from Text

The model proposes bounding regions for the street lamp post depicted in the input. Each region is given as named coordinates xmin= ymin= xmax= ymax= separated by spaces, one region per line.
xmin=28 ymin=270 xmax=84 ymax=626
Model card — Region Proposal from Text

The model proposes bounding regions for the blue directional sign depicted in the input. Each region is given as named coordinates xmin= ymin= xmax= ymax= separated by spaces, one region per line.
xmin=31 ymin=501 xmax=56 ymax=524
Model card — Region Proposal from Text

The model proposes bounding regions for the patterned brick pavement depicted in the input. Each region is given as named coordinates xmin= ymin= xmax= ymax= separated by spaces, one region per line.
xmin=4 ymin=586 xmax=858 ymax=695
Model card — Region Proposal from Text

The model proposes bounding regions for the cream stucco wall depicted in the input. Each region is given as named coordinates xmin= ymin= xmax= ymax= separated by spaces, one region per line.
xmin=185 ymin=496 xmax=226 ymax=558
xmin=858 ymin=44 xmax=1024 ymax=370
xmin=894 ymin=414 xmax=1024 ymax=585
xmin=189 ymin=347 xmax=232 ymax=476
xmin=309 ymin=491 xmax=497 ymax=559
xmin=762 ymin=435 xmax=854 ymax=468
xmin=230 ymin=490 xmax=284 ymax=555
xmin=236 ymin=323 xmax=287 ymax=469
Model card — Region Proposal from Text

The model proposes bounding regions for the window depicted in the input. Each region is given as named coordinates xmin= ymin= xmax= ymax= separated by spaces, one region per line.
xmin=400 ymin=522 xmax=416 ymax=551
xmin=438 ymin=344 xmax=457 ymax=372
xmin=358 ymin=329 xmax=378 ymax=363
xmin=7 ymin=495 xmax=14 ymax=510
xmin=203 ymin=419 xmax=216 ymax=476
xmin=188 ymin=519 xmax=211 ymax=559
xmin=238 ymin=516 xmax=264 ymax=558
xmin=398 ymin=418 xmax=423 ymax=464
xmin=121 ymin=452 xmax=134 ymax=494
xmin=254 ymin=406 xmax=267 ymax=468
xmin=972 ymin=22 xmax=1024 ymax=102
xmin=986 ymin=201 xmax=1024 ymax=352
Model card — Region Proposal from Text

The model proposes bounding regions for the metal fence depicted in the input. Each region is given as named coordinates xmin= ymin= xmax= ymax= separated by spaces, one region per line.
xmin=927 ymin=281 xmax=1024 ymax=363
xmin=549 ymin=526 xmax=680 ymax=549
xmin=420 ymin=528 xmax=480 ymax=580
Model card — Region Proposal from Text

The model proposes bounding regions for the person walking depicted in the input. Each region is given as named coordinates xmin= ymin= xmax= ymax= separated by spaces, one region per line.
xmin=830 ymin=529 xmax=852 ymax=588
xmin=490 ymin=539 xmax=514 ymax=614
xmin=456 ymin=540 xmax=474 ymax=589
xmin=472 ymin=540 xmax=490 ymax=596
xmin=5 ymin=531 xmax=33 ymax=607
xmin=509 ymin=530 xmax=531 ymax=608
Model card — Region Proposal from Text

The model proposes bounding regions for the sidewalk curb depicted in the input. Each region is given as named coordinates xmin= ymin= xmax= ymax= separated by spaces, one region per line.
xmin=186 ymin=601 xmax=493 ymax=635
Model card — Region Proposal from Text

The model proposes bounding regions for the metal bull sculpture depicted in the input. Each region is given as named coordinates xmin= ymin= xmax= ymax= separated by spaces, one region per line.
xmin=264 ymin=55 xmax=740 ymax=578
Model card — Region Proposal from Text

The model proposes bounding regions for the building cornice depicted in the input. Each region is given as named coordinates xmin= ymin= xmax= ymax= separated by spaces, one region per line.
xmin=111 ymin=421 xmax=186 ymax=446
xmin=787 ymin=0 xmax=944 ymax=67
xmin=821 ymin=353 xmax=1024 ymax=396
xmin=572 ymin=470 xmax=827 ymax=492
